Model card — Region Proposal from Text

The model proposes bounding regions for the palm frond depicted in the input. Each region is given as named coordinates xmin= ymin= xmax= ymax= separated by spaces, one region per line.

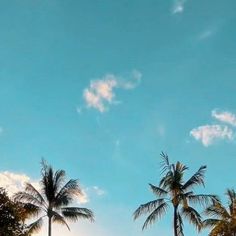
xmin=27 ymin=217 xmax=44 ymax=234
xmin=14 ymin=192 xmax=45 ymax=208
xmin=182 ymin=206 xmax=202 ymax=231
xmin=177 ymin=212 xmax=184 ymax=236
xmin=61 ymin=207 xmax=94 ymax=222
xmin=160 ymin=152 xmax=170 ymax=174
xmin=41 ymin=163 xmax=55 ymax=203
xmin=208 ymin=221 xmax=230 ymax=236
xmin=188 ymin=194 xmax=219 ymax=207
xmin=149 ymin=184 xmax=168 ymax=197
xmin=23 ymin=203 xmax=42 ymax=217
xmin=133 ymin=199 xmax=166 ymax=220
xmin=204 ymin=203 xmax=230 ymax=219
xmin=159 ymin=171 xmax=174 ymax=190
xmin=175 ymin=161 xmax=188 ymax=174
xmin=54 ymin=179 xmax=81 ymax=208
xmin=202 ymin=219 xmax=220 ymax=228
xmin=182 ymin=166 xmax=206 ymax=191
xmin=53 ymin=170 xmax=66 ymax=194
xmin=51 ymin=210 xmax=70 ymax=230
xmin=25 ymin=183 xmax=46 ymax=206
xmin=226 ymin=189 xmax=236 ymax=203
xmin=171 ymin=161 xmax=187 ymax=187
xmin=226 ymin=189 xmax=236 ymax=216
xmin=142 ymin=202 xmax=168 ymax=230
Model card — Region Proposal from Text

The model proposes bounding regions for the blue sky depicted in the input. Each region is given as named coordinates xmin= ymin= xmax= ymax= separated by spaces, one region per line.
xmin=0 ymin=0 xmax=236 ymax=235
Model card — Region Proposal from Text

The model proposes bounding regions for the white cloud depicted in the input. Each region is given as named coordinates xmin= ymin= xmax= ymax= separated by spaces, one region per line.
xmin=78 ymin=189 xmax=89 ymax=204
xmin=212 ymin=110 xmax=236 ymax=127
xmin=190 ymin=125 xmax=233 ymax=146
xmin=0 ymin=171 xmax=38 ymax=196
xmin=172 ymin=0 xmax=187 ymax=14
xmin=83 ymin=70 xmax=142 ymax=112
xmin=83 ymin=75 xmax=117 ymax=112
xmin=0 ymin=171 xmax=89 ymax=204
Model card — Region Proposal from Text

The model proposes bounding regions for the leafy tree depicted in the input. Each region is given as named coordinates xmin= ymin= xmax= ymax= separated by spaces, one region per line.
xmin=203 ymin=189 xmax=236 ymax=236
xmin=133 ymin=152 xmax=218 ymax=236
xmin=0 ymin=188 xmax=28 ymax=236
xmin=14 ymin=160 xmax=94 ymax=236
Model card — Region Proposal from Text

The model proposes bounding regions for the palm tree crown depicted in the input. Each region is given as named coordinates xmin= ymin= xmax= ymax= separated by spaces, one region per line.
xmin=14 ymin=160 xmax=94 ymax=236
xmin=133 ymin=152 xmax=218 ymax=236
xmin=203 ymin=189 xmax=236 ymax=236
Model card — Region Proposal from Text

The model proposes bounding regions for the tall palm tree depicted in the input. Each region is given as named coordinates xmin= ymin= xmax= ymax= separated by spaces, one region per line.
xmin=14 ymin=160 xmax=94 ymax=236
xmin=133 ymin=152 xmax=218 ymax=236
xmin=203 ymin=189 xmax=236 ymax=236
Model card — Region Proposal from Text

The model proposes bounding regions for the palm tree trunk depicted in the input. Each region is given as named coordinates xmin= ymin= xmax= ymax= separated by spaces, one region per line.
xmin=48 ymin=216 xmax=52 ymax=236
xmin=173 ymin=206 xmax=178 ymax=236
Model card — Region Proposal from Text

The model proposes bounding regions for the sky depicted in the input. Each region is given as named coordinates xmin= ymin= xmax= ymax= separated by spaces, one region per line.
xmin=0 ymin=0 xmax=236 ymax=235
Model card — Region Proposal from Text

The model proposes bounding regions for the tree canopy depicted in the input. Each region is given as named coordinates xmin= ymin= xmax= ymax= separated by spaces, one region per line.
xmin=0 ymin=188 xmax=28 ymax=236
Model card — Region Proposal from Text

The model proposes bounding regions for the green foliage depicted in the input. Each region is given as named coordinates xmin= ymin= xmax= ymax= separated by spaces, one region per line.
xmin=0 ymin=188 xmax=28 ymax=236
xmin=203 ymin=189 xmax=236 ymax=236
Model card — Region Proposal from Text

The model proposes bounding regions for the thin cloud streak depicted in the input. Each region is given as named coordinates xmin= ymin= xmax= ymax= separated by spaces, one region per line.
xmin=198 ymin=29 xmax=216 ymax=40
xmin=212 ymin=109 xmax=236 ymax=127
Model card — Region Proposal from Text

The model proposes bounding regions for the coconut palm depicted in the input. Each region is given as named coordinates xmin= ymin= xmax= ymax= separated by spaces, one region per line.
xmin=14 ymin=160 xmax=94 ymax=236
xmin=203 ymin=189 xmax=236 ymax=236
xmin=133 ymin=152 xmax=218 ymax=236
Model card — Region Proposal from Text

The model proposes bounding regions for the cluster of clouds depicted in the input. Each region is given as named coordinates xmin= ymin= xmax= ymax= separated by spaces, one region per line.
xmin=83 ymin=70 xmax=142 ymax=112
xmin=0 ymin=171 xmax=105 ymax=203
xmin=190 ymin=109 xmax=236 ymax=147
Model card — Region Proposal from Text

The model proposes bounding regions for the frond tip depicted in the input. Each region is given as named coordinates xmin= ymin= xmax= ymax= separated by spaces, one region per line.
xmin=27 ymin=217 xmax=44 ymax=234
xmin=142 ymin=202 xmax=168 ymax=230
xmin=133 ymin=199 xmax=166 ymax=220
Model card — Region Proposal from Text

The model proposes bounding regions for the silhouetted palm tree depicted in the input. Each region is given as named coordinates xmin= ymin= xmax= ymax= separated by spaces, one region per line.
xmin=133 ymin=152 xmax=218 ymax=236
xmin=14 ymin=160 xmax=94 ymax=236
xmin=203 ymin=189 xmax=236 ymax=236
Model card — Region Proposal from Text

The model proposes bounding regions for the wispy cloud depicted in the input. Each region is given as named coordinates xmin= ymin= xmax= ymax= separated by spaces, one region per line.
xmin=172 ymin=0 xmax=187 ymax=14
xmin=118 ymin=70 xmax=142 ymax=90
xmin=190 ymin=125 xmax=233 ymax=147
xmin=83 ymin=186 xmax=106 ymax=197
xmin=212 ymin=109 xmax=236 ymax=127
xmin=157 ymin=124 xmax=166 ymax=137
xmin=83 ymin=70 xmax=142 ymax=112
xmin=198 ymin=28 xmax=217 ymax=40
xmin=91 ymin=186 xmax=106 ymax=196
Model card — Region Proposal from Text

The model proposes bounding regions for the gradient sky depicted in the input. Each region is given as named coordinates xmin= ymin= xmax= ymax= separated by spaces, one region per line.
xmin=0 ymin=0 xmax=236 ymax=235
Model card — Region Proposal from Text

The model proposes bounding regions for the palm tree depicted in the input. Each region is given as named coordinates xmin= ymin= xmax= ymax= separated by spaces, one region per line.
xmin=14 ymin=160 xmax=94 ymax=236
xmin=203 ymin=189 xmax=236 ymax=236
xmin=133 ymin=152 xmax=218 ymax=236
